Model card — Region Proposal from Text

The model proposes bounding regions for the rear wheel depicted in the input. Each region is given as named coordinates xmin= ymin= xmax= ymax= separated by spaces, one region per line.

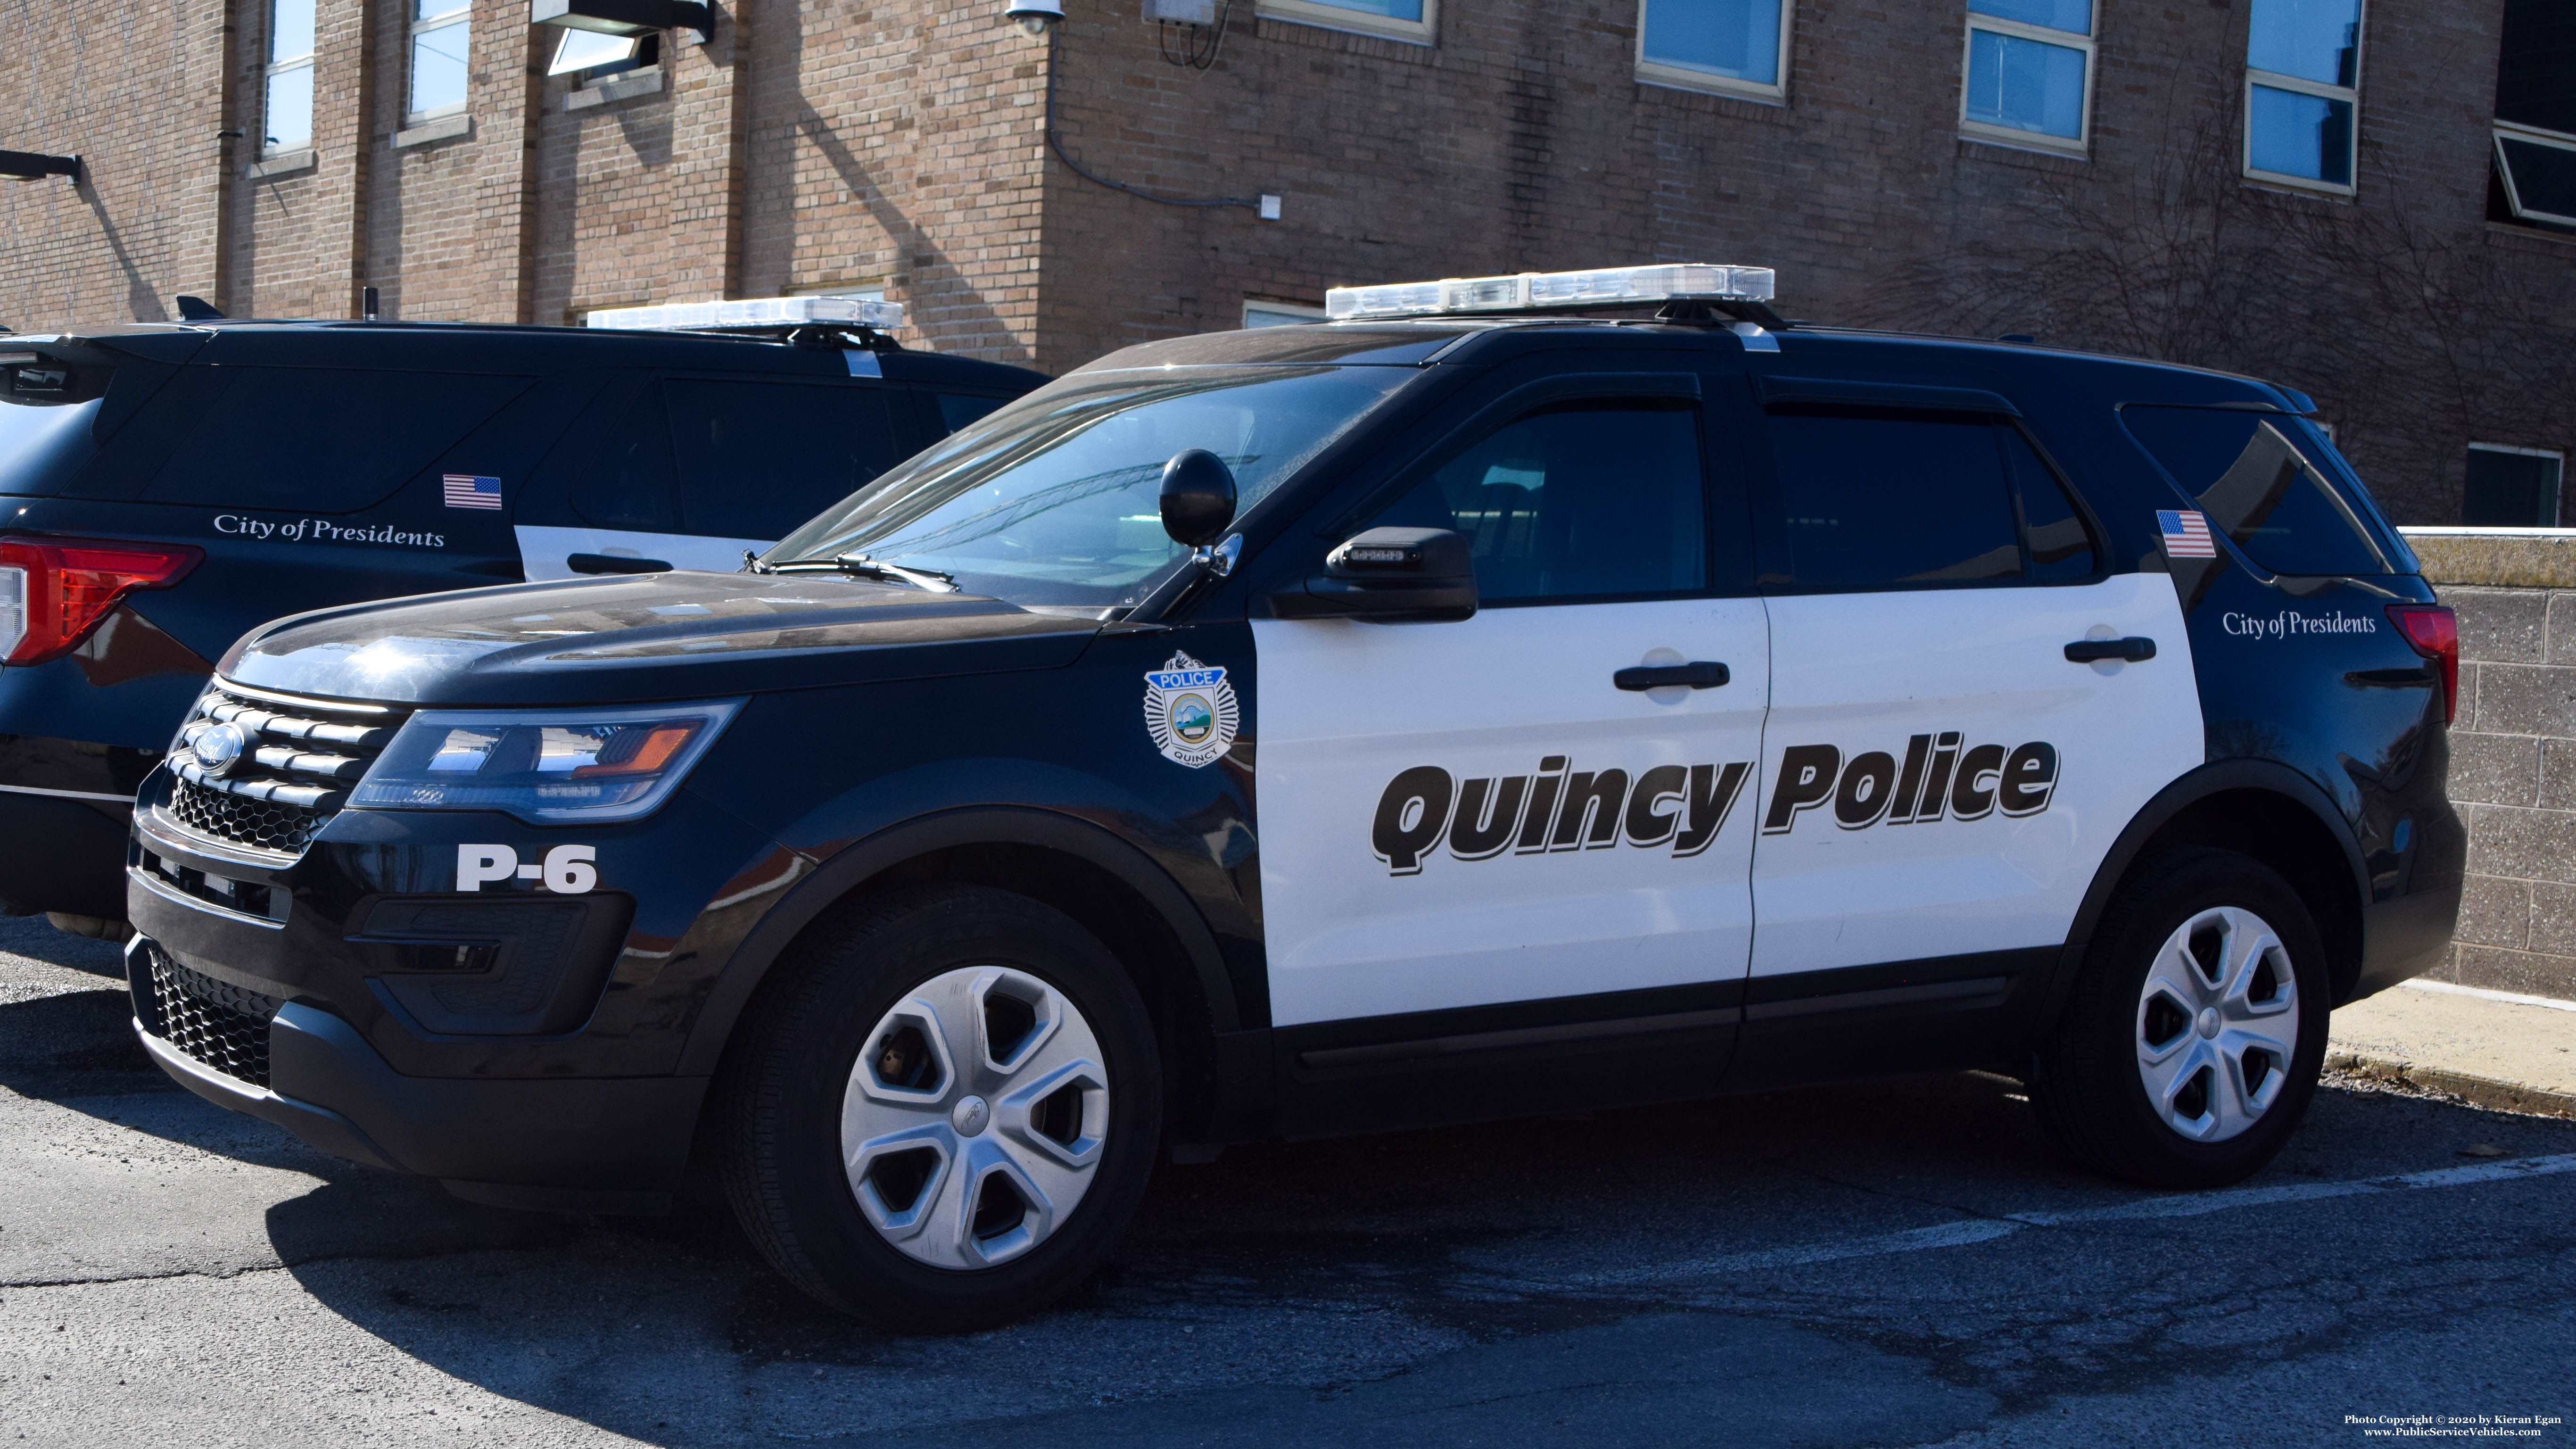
xmin=2032 ymin=848 xmax=2328 ymax=1189
xmin=718 ymin=883 xmax=1162 ymax=1330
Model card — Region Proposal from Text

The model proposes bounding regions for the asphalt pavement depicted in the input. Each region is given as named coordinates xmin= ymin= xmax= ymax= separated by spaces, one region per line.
xmin=3 ymin=915 xmax=2570 ymax=1448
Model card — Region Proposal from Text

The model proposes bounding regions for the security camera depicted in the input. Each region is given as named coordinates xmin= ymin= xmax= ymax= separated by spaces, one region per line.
xmin=1006 ymin=0 xmax=1062 ymax=34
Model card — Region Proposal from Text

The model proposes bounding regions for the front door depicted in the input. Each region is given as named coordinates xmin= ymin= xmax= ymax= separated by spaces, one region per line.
xmin=1255 ymin=382 xmax=1768 ymax=1031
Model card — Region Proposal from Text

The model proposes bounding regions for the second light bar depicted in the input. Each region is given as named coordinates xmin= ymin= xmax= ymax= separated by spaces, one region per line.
xmin=1324 ymin=263 xmax=1776 ymax=322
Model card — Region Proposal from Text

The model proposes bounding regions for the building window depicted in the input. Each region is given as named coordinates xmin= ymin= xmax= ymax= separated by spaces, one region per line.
xmin=1635 ymin=0 xmax=1792 ymax=102
xmin=408 ymin=0 xmax=472 ymax=123
xmin=1255 ymin=0 xmax=1434 ymax=45
xmin=2491 ymin=0 xmax=2576 ymax=232
xmin=263 ymin=0 xmax=317 ymax=154
xmin=2244 ymin=0 xmax=2363 ymax=194
xmin=2464 ymin=445 xmax=2566 ymax=528
xmin=1958 ymin=0 xmax=2095 ymax=152
xmin=549 ymin=28 xmax=657 ymax=82
xmin=1242 ymin=299 xmax=1325 ymax=328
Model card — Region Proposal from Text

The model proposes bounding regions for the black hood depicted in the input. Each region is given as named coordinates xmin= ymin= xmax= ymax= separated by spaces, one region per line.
xmin=221 ymin=571 xmax=1099 ymax=706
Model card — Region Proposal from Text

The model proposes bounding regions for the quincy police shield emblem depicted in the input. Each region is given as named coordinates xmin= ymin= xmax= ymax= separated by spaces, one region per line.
xmin=1143 ymin=652 xmax=1239 ymax=768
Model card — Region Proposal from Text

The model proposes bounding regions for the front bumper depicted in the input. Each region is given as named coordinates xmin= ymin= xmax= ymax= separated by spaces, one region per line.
xmin=131 ymin=940 xmax=704 ymax=1210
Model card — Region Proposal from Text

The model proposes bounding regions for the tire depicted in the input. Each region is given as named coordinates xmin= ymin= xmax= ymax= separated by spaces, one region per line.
xmin=717 ymin=883 xmax=1163 ymax=1331
xmin=2031 ymin=847 xmax=2329 ymax=1190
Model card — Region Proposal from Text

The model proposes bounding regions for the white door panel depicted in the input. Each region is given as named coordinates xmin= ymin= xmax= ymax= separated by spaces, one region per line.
xmin=514 ymin=524 xmax=775 ymax=582
xmin=1751 ymin=572 xmax=2199 ymax=977
xmin=1255 ymin=597 xmax=1769 ymax=1028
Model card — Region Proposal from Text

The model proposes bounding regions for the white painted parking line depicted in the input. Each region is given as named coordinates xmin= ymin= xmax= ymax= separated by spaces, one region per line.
xmin=1577 ymin=1153 xmax=2576 ymax=1286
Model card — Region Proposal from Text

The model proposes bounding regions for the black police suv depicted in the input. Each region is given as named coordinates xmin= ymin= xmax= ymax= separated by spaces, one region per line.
xmin=0 ymin=315 xmax=1041 ymax=928
xmin=124 ymin=265 xmax=2463 ymax=1330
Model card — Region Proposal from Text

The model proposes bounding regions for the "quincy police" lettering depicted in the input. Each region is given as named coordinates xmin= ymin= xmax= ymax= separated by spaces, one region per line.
xmin=1372 ymin=756 xmax=1753 ymax=875
xmin=1762 ymin=733 xmax=2059 ymax=835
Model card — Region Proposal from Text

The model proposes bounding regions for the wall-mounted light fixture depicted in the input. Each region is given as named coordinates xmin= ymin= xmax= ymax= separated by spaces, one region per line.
xmin=0 ymin=150 xmax=82 ymax=184
xmin=1006 ymin=0 xmax=1063 ymax=36
xmin=531 ymin=0 xmax=710 ymax=48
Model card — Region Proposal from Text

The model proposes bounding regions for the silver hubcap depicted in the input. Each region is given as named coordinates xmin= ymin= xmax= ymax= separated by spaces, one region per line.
xmin=2136 ymin=905 xmax=2300 ymax=1143
xmin=841 ymin=967 xmax=1110 ymax=1270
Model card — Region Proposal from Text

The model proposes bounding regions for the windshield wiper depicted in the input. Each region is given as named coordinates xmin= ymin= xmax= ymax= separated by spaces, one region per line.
xmin=758 ymin=552 xmax=958 ymax=592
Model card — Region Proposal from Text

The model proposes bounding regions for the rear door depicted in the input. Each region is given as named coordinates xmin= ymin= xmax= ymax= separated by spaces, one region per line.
xmin=1255 ymin=367 xmax=1767 ymax=1049
xmin=1745 ymin=378 xmax=2202 ymax=1014
xmin=516 ymin=374 xmax=900 ymax=580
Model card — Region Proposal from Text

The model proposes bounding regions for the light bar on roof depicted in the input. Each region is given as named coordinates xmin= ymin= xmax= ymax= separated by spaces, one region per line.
xmin=585 ymin=296 xmax=904 ymax=332
xmin=1324 ymin=263 xmax=1775 ymax=321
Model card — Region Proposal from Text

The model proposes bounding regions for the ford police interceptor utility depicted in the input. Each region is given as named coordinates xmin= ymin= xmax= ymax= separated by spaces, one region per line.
xmin=123 ymin=265 xmax=2464 ymax=1329
xmin=0 ymin=298 xmax=1041 ymax=931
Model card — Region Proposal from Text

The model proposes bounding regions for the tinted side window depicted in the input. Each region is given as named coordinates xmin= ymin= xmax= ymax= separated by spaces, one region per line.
xmin=571 ymin=385 xmax=681 ymax=530
xmin=930 ymin=391 xmax=1010 ymax=433
xmin=144 ymin=368 xmax=530 ymax=512
xmin=666 ymin=381 xmax=899 ymax=540
xmin=1365 ymin=402 xmax=1705 ymax=603
xmin=2008 ymin=430 xmax=2099 ymax=582
xmin=2121 ymin=406 xmax=2389 ymax=575
xmin=1766 ymin=406 xmax=2021 ymax=589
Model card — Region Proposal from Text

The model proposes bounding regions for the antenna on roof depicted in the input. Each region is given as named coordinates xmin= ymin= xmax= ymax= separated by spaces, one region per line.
xmin=173 ymin=296 xmax=225 ymax=322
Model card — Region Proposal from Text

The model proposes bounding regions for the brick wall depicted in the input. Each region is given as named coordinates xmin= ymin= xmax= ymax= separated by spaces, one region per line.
xmin=0 ymin=0 xmax=229 ymax=326
xmin=2 ymin=0 xmax=2569 ymax=515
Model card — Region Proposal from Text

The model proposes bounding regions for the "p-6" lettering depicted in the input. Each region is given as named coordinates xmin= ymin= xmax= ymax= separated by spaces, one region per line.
xmin=456 ymin=844 xmax=599 ymax=894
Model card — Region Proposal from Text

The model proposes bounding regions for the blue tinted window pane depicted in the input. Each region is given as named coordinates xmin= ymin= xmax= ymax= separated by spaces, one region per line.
xmin=1641 ymin=0 xmax=1783 ymax=85
xmin=1305 ymin=0 xmax=1425 ymax=20
xmin=270 ymin=0 xmax=315 ymax=63
xmin=264 ymin=65 xmax=313 ymax=151
xmin=2248 ymin=0 xmax=2361 ymax=86
xmin=1966 ymin=0 xmax=2089 ymax=37
xmin=2248 ymin=84 xmax=2353 ymax=183
xmin=410 ymin=19 xmax=470 ymax=116
xmin=1965 ymin=30 xmax=2087 ymax=140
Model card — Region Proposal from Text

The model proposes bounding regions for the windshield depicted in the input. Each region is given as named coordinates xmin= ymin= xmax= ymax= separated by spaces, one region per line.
xmin=0 ymin=397 xmax=102 ymax=497
xmin=768 ymin=365 xmax=1416 ymax=607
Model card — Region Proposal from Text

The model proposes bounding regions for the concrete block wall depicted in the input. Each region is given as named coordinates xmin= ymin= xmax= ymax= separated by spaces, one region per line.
xmin=2411 ymin=532 xmax=2576 ymax=1001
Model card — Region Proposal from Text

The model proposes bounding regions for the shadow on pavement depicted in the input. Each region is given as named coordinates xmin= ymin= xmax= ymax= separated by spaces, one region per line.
xmin=0 ymin=978 xmax=163 ymax=1100
xmin=0 ymin=912 xmax=130 ymax=977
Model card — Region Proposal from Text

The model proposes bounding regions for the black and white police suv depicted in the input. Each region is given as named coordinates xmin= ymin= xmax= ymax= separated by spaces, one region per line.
xmin=0 ymin=297 xmax=1040 ymax=930
xmin=125 ymin=264 xmax=2464 ymax=1329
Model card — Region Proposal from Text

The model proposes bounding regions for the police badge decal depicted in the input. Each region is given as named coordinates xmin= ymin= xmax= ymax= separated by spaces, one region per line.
xmin=1143 ymin=652 xmax=1240 ymax=768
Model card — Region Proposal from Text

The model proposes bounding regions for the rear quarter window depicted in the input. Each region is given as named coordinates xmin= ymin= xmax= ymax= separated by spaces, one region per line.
xmin=140 ymin=367 xmax=531 ymax=513
xmin=2119 ymin=406 xmax=2390 ymax=576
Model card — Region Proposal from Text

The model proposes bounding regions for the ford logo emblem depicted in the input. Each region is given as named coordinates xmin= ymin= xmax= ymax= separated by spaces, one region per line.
xmin=189 ymin=721 xmax=248 ymax=778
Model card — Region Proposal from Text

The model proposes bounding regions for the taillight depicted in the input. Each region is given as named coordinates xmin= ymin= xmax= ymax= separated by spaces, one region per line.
xmin=0 ymin=537 xmax=203 ymax=666
xmin=2387 ymin=604 xmax=2459 ymax=725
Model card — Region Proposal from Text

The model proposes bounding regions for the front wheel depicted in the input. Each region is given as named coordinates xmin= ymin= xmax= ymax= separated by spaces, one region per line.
xmin=718 ymin=883 xmax=1163 ymax=1330
xmin=2032 ymin=848 xmax=2328 ymax=1189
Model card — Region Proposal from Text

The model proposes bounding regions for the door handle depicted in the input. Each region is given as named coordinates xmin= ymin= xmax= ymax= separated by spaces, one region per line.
xmin=1614 ymin=662 xmax=1730 ymax=691
xmin=2064 ymin=637 xmax=2156 ymax=663
xmin=568 ymin=553 xmax=673 ymax=575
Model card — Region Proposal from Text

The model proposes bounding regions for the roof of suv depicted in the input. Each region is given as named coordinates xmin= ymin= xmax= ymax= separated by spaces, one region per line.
xmin=1075 ymin=317 xmax=2313 ymax=414
xmin=14 ymin=319 xmax=1046 ymax=390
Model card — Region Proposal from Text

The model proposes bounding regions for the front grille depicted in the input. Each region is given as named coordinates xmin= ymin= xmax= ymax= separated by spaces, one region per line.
xmin=154 ymin=682 xmax=408 ymax=857
xmin=139 ymin=947 xmax=282 ymax=1089
xmin=167 ymin=778 xmax=325 ymax=854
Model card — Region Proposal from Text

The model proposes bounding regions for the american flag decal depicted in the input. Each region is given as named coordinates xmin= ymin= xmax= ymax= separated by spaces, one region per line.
xmin=443 ymin=473 xmax=503 ymax=510
xmin=2156 ymin=509 xmax=2217 ymax=559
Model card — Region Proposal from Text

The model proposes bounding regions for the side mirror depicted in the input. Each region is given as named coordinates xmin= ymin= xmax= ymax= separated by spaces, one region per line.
xmin=1268 ymin=526 xmax=1478 ymax=622
xmin=1159 ymin=449 xmax=1237 ymax=548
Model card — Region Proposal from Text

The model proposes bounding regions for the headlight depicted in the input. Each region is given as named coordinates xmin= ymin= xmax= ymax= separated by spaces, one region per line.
xmin=349 ymin=701 xmax=742 ymax=823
